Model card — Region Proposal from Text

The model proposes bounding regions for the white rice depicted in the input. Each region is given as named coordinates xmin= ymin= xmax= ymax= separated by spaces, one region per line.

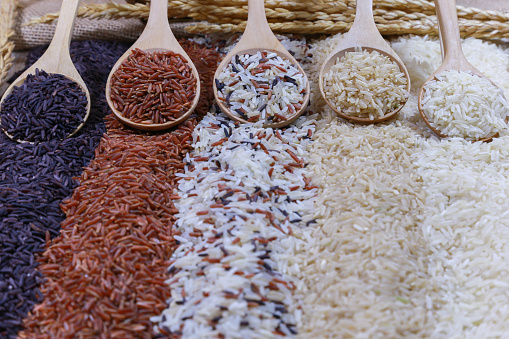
xmin=421 ymin=70 xmax=509 ymax=140
xmin=216 ymin=50 xmax=308 ymax=123
xmin=413 ymin=136 xmax=509 ymax=338
xmin=292 ymin=33 xmax=509 ymax=338
xmin=322 ymin=48 xmax=409 ymax=120
xmin=392 ymin=36 xmax=509 ymax=95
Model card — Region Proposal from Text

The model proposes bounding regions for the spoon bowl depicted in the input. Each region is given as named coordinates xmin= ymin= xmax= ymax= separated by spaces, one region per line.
xmin=0 ymin=0 xmax=90 ymax=142
xmin=105 ymin=0 xmax=200 ymax=131
xmin=319 ymin=0 xmax=410 ymax=123
xmin=213 ymin=0 xmax=310 ymax=128
xmin=417 ymin=0 xmax=505 ymax=142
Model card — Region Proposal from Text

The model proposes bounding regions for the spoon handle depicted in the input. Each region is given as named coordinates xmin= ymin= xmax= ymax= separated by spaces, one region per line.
xmin=434 ymin=0 xmax=467 ymax=64
xmin=246 ymin=0 xmax=268 ymax=30
xmin=134 ymin=0 xmax=181 ymax=51
xmin=239 ymin=0 xmax=279 ymax=48
xmin=46 ymin=0 xmax=80 ymax=55
xmin=343 ymin=0 xmax=383 ymax=47
xmin=145 ymin=0 xmax=171 ymax=33
xmin=352 ymin=0 xmax=375 ymax=29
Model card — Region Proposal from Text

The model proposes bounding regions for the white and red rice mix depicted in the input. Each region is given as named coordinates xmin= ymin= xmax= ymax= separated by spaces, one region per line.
xmin=152 ymin=113 xmax=317 ymax=338
xmin=216 ymin=50 xmax=307 ymax=123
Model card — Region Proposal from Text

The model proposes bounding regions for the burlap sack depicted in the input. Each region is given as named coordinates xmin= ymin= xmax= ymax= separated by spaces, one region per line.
xmin=13 ymin=0 xmax=142 ymax=50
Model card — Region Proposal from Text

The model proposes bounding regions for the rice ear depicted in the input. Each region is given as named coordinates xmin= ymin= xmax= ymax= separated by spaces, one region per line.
xmin=0 ymin=0 xmax=16 ymax=89
xmin=23 ymin=1 xmax=509 ymax=41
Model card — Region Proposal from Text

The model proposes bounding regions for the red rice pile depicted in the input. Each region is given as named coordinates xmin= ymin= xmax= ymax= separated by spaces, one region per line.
xmin=110 ymin=49 xmax=197 ymax=125
xmin=19 ymin=41 xmax=220 ymax=339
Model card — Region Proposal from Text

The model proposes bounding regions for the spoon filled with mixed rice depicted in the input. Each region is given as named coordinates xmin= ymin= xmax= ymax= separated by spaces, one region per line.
xmin=213 ymin=0 xmax=310 ymax=128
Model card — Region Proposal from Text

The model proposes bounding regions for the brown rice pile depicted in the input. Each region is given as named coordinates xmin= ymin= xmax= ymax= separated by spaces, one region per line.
xmin=322 ymin=48 xmax=408 ymax=120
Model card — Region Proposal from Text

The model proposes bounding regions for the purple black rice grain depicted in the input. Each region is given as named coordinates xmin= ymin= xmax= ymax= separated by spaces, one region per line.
xmin=0 ymin=40 xmax=129 ymax=339
xmin=0 ymin=69 xmax=88 ymax=143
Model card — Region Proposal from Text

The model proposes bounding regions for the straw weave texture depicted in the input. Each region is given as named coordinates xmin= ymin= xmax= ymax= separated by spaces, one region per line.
xmin=25 ymin=0 xmax=509 ymax=39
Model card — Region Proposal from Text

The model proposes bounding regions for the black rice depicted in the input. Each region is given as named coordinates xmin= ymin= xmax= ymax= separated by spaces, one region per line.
xmin=0 ymin=69 xmax=88 ymax=143
xmin=0 ymin=40 xmax=129 ymax=339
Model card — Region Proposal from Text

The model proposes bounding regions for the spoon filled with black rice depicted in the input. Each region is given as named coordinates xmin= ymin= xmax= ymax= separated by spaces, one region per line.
xmin=0 ymin=0 xmax=90 ymax=143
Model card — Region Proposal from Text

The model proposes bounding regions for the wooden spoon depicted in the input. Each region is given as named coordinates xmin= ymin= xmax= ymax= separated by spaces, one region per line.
xmin=417 ymin=0 xmax=503 ymax=141
xmin=212 ymin=0 xmax=310 ymax=128
xmin=319 ymin=0 xmax=410 ymax=123
xmin=0 ymin=0 xmax=90 ymax=142
xmin=105 ymin=0 xmax=201 ymax=131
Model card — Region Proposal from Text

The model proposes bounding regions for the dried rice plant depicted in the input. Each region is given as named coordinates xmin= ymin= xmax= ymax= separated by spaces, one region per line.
xmin=25 ymin=3 xmax=150 ymax=25
xmin=0 ymin=0 xmax=16 ymax=88
xmin=186 ymin=18 xmax=509 ymax=41
xmin=24 ymin=0 xmax=509 ymax=40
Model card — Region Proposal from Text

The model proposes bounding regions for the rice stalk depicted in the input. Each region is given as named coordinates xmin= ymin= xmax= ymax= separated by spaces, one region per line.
xmin=25 ymin=0 xmax=509 ymax=24
xmin=164 ymin=0 xmax=509 ymax=20
xmin=0 ymin=0 xmax=16 ymax=88
xmin=185 ymin=18 xmax=509 ymax=41
xmin=24 ymin=3 xmax=151 ymax=26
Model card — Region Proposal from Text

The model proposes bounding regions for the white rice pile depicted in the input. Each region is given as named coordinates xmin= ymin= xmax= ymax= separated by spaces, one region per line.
xmin=152 ymin=113 xmax=317 ymax=338
xmin=216 ymin=51 xmax=308 ymax=123
xmin=392 ymin=36 xmax=509 ymax=95
xmin=289 ymin=33 xmax=509 ymax=338
xmin=322 ymin=48 xmax=409 ymax=120
xmin=421 ymin=70 xmax=509 ymax=140
xmin=413 ymin=136 xmax=509 ymax=338
xmin=293 ymin=117 xmax=434 ymax=337
xmin=306 ymin=34 xmax=345 ymax=111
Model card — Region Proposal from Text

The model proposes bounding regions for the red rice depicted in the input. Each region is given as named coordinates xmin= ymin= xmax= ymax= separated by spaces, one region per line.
xmin=110 ymin=48 xmax=197 ymax=125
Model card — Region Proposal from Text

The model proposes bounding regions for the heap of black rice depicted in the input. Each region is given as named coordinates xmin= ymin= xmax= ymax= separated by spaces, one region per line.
xmin=0 ymin=40 xmax=129 ymax=339
xmin=0 ymin=69 xmax=88 ymax=143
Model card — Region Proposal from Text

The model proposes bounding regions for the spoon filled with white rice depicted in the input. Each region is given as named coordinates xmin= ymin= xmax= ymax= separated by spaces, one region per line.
xmin=418 ymin=0 xmax=508 ymax=141
xmin=319 ymin=0 xmax=410 ymax=123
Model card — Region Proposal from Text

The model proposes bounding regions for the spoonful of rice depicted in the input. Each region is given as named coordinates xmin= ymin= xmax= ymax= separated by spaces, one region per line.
xmin=319 ymin=0 xmax=410 ymax=123
xmin=418 ymin=0 xmax=508 ymax=141
xmin=0 ymin=0 xmax=90 ymax=143
xmin=213 ymin=0 xmax=310 ymax=128
xmin=105 ymin=0 xmax=200 ymax=131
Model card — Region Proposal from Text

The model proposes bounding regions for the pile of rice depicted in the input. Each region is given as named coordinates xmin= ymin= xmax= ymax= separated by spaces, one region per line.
xmin=421 ymin=70 xmax=508 ymax=140
xmin=152 ymin=113 xmax=317 ymax=337
xmin=215 ymin=51 xmax=307 ymax=123
xmin=322 ymin=48 xmax=409 ymax=120
xmin=289 ymin=34 xmax=509 ymax=338
xmin=149 ymin=34 xmax=509 ymax=338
